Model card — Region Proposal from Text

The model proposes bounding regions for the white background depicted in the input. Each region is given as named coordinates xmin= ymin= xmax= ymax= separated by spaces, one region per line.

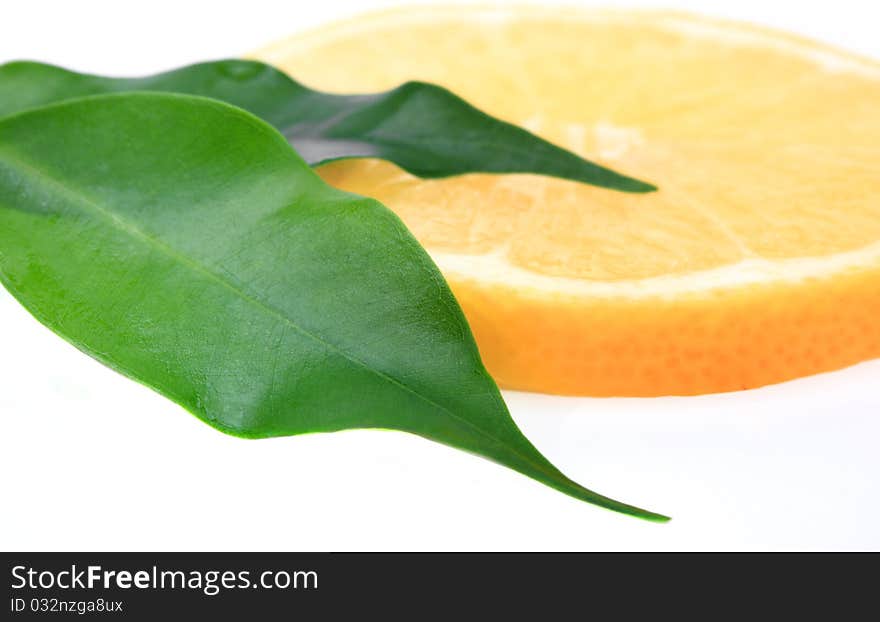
xmin=1 ymin=0 xmax=878 ymax=551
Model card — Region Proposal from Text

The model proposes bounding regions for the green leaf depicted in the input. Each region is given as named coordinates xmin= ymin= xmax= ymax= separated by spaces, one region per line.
xmin=0 ymin=93 xmax=666 ymax=521
xmin=0 ymin=59 xmax=655 ymax=192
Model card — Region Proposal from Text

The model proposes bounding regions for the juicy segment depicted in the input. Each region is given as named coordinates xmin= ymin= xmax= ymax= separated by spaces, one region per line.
xmin=255 ymin=7 xmax=880 ymax=395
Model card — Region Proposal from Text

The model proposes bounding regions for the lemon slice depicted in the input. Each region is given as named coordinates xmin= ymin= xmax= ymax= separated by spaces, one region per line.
xmin=254 ymin=7 xmax=880 ymax=396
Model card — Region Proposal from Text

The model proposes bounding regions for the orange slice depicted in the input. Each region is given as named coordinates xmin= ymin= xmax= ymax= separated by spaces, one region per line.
xmin=254 ymin=6 xmax=880 ymax=396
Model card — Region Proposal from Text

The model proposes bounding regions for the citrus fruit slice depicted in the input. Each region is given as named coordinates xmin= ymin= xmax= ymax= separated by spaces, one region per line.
xmin=254 ymin=7 xmax=880 ymax=396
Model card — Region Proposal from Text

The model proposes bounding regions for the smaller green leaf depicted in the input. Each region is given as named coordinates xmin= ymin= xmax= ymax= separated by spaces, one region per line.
xmin=0 ymin=59 xmax=655 ymax=192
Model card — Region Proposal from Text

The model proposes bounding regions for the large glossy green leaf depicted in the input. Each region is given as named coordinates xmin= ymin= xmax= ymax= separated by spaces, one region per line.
xmin=0 ymin=59 xmax=655 ymax=192
xmin=0 ymin=93 xmax=667 ymax=521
